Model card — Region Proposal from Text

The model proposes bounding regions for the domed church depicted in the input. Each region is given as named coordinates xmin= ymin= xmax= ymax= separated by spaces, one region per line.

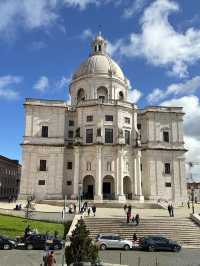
xmin=20 ymin=34 xmax=187 ymax=203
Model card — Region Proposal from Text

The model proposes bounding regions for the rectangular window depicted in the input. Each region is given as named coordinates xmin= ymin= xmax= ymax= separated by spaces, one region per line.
xmin=86 ymin=129 xmax=93 ymax=143
xmin=99 ymin=95 xmax=105 ymax=101
xmin=137 ymin=124 xmax=141 ymax=130
xmin=125 ymin=130 xmax=130 ymax=145
xmin=86 ymin=115 xmax=93 ymax=122
xmin=164 ymin=163 xmax=171 ymax=174
xmin=67 ymin=181 xmax=72 ymax=186
xmin=67 ymin=162 xmax=72 ymax=169
xmin=105 ymin=128 xmax=113 ymax=144
xmin=40 ymin=160 xmax=47 ymax=171
xmin=41 ymin=126 xmax=48 ymax=137
xmin=163 ymin=131 xmax=169 ymax=142
xmin=165 ymin=182 xmax=171 ymax=187
xmin=86 ymin=162 xmax=91 ymax=171
xmin=69 ymin=120 xmax=74 ymax=127
xmin=105 ymin=115 xmax=113 ymax=122
xmin=38 ymin=180 xmax=45 ymax=185
xmin=125 ymin=117 xmax=130 ymax=124
xmin=68 ymin=130 xmax=74 ymax=138
xmin=107 ymin=162 xmax=112 ymax=171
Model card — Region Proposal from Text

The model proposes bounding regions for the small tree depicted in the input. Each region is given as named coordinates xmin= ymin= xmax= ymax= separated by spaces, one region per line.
xmin=65 ymin=218 xmax=99 ymax=266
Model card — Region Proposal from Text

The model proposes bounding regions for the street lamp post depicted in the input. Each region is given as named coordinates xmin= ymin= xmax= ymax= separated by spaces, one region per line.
xmin=78 ymin=182 xmax=82 ymax=213
xmin=191 ymin=188 xmax=195 ymax=214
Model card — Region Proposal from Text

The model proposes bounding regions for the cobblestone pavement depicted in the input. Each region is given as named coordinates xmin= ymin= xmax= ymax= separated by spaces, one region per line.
xmin=0 ymin=248 xmax=200 ymax=266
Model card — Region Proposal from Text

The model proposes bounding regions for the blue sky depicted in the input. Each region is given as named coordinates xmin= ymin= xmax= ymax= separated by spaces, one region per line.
xmin=0 ymin=0 xmax=200 ymax=179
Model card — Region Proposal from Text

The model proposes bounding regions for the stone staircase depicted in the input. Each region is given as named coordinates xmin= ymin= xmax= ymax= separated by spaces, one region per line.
xmin=84 ymin=217 xmax=200 ymax=248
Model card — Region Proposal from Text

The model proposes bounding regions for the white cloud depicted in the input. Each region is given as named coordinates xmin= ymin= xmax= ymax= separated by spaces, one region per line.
xmin=0 ymin=0 xmax=114 ymax=38
xmin=107 ymin=39 xmax=123 ymax=56
xmin=30 ymin=41 xmax=46 ymax=50
xmin=55 ymin=76 xmax=71 ymax=90
xmin=80 ymin=28 xmax=94 ymax=40
xmin=113 ymin=0 xmax=200 ymax=78
xmin=123 ymin=0 xmax=149 ymax=18
xmin=33 ymin=76 xmax=49 ymax=92
xmin=128 ymin=89 xmax=142 ymax=103
xmin=147 ymin=76 xmax=200 ymax=104
xmin=0 ymin=75 xmax=22 ymax=100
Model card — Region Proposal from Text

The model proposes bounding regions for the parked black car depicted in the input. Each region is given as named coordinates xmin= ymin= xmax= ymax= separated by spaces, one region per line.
xmin=0 ymin=236 xmax=16 ymax=250
xmin=140 ymin=236 xmax=181 ymax=252
xmin=21 ymin=234 xmax=64 ymax=250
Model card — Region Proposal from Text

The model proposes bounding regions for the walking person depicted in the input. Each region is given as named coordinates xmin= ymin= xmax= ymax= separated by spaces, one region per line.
xmin=167 ymin=204 xmax=171 ymax=217
xmin=73 ymin=204 xmax=76 ymax=213
xmin=92 ymin=205 xmax=96 ymax=216
xmin=187 ymin=200 xmax=190 ymax=209
xmin=42 ymin=246 xmax=49 ymax=266
xmin=87 ymin=207 xmax=91 ymax=216
xmin=170 ymin=204 xmax=174 ymax=217
xmin=126 ymin=210 xmax=131 ymax=223
xmin=123 ymin=204 xmax=127 ymax=215
xmin=47 ymin=251 xmax=56 ymax=266
xmin=135 ymin=214 xmax=140 ymax=226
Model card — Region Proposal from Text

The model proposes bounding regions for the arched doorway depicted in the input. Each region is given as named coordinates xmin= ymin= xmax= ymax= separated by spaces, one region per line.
xmin=97 ymin=86 xmax=108 ymax=102
xmin=103 ymin=175 xmax=115 ymax=200
xmin=83 ymin=175 xmax=95 ymax=199
xmin=123 ymin=176 xmax=132 ymax=199
xmin=77 ymin=88 xmax=85 ymax=103
xmin=119 ymin=91 xmax=124 ymax=101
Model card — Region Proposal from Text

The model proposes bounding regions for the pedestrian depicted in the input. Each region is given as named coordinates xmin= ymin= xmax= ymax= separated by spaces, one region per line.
xmin=131 ymin=215 xmax=135 ymax=224
xmin=170 ymin=204 xmax=174 ymax=217
xmin=87 ymin=207 xmax=91 ymax=216
xmin=126 ymin=210 xmax=131 ymax=223
xmin=47 ymin=251 xmax=56 ymax=266
xmin=135 ymin=214 xmax=140 ymax=226
xmin=187 ymin=200 xmax=190 ymax=209
xmin=167 ymin=204 xmax=171 ymax=217
xmin=92 ymin=205 xmax=96 ymax=216
xmin=43 ymin=246 xmax=49 ymax=266
xmin=73 ymin=204 xmax=76 ymax=213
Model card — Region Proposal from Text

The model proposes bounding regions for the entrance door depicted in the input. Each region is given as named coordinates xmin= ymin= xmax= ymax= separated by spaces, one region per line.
xmin=103 ymin=182 xmax=111 ymax=199
xmin=87 ymin=185 xmax=94 ymax=199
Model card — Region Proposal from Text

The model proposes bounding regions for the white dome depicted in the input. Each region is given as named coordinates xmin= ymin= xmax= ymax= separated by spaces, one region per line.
xmin=73 ymin=54 xmax=125 ymax=81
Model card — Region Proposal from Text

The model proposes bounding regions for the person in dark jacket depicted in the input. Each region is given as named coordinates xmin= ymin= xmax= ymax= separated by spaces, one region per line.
xmin=135 ymin=214 xmax=140 ymax=226
xmin=167 ymin=204 xmax=171 ymax=217
xmin=92 ymin=205 xmax=96 ymax=216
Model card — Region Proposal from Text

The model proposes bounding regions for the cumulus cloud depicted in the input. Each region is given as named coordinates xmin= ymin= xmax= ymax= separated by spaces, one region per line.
xmin=161 ymin=95 xmax=200 ymax=180
xmin=0 ymin=75 xmax=22 ymax=100
xmin=123 ymin=0 xmax=149 ymax=18
xmin=112 ymin=0 xmax=200 ymax=78
xmin=147 ymin=76 xmax=200 ymax=104
xmin=0 ymin=0 xmax=115 ymax=38
xmin=128 ymin=89 xmax=142 ymax=103
xmin=80 ymin=28 xmax=94 ymax=40
xmin=55 ymin=76 xmax=71 ymax=90
xmin=33 ymin=76 xmax=49 ymax=92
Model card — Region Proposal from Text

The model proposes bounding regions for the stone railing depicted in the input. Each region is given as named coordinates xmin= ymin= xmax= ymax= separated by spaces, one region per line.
xmin=76 ymin=99 xmax=135 ymax=109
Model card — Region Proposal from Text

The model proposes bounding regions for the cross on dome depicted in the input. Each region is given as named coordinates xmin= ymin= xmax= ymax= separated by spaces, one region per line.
xmin=91 ymin=32 xmax=107 ymax=55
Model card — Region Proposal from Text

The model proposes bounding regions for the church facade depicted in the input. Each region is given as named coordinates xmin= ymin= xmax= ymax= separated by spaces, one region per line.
xmin=19 ymin=34 xmax=187 ymax=203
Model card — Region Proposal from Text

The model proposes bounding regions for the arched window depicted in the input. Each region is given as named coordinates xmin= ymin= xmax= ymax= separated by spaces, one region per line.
xmin=119 ymin=91 xmax=124 ymax=101
xmin=97 ymin=86 xmax=108 ymax=101
xmin=77 ymin=88 xmax=85 ymax=103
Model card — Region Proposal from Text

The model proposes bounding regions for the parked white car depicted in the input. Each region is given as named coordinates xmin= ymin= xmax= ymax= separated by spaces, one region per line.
xmin=95 ymin=233 xmax=133 ymax=250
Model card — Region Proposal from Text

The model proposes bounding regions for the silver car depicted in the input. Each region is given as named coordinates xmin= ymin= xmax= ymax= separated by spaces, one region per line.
xmin=96 ymin=233 xmax=133 ymax=250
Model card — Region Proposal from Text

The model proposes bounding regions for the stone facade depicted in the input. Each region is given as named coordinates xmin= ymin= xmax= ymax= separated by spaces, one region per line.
xmin=0 ymin=155 xmax=21 ymax=199
xmin=19 ymin=34 xmax=187 ymax=203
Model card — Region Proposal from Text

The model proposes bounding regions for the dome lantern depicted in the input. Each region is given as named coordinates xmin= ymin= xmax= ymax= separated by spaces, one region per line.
xmin=91 ymin=32 xmax=107 ymax=55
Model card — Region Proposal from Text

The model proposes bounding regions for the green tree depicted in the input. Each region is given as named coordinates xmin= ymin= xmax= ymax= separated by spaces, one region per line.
xmin=65 ymin=218 xmax=99 ymax=266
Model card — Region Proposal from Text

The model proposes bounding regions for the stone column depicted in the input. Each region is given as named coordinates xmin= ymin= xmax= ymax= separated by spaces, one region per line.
xmin=133 ymin=157 xmax=138 ymax=196
xmin=73 ymin=146 xmax=79 ymax=198
xmin=117 ymin=146 xmax=126 ymax=202
xmin=94 ymin=145 xmax=103 ymax=201
xmin=135 ymin=150 xmax=144 ymax=201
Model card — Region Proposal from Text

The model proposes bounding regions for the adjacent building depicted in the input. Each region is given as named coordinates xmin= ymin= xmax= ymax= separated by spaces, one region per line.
xmin=0 ymin=155 xmax=21 ymax=199
xmin=19 ymin=34 xmax=187 ymax=203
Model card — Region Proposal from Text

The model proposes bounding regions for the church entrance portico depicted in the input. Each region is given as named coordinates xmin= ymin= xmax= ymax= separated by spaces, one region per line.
xmin=103 ymin=175 xmax=115 ymax=200
xmin=83 ymin=175 xmax=95 ymax=199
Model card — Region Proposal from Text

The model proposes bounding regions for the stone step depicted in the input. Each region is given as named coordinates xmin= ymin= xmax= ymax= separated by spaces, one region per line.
xmin=84 ymin=217 xmax=200 ymax=247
